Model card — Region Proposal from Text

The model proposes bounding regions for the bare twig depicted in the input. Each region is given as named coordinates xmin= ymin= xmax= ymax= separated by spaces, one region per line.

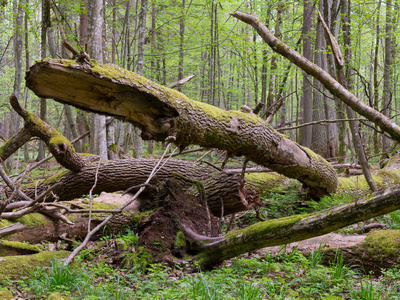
xmin=23 ymin=183 xmax=63 ymax=208
xmin=277 ymin=118 xmax=365 ymax=131
xmin=0 ymin=205 xmax=40 ymax=220
xmin=168 ymin=74 xmax=196 ymax=89
xmin=171 ymin=147 xmax=206 ymax=157
xmin=122 ymin=183 xmax=156 ymax=196
xmin=0 ymin=222 xmax=27 ymax=238
xmin=195 ymin=150 xmax=212 ymax=163
xmin=88 ymin=159 xmax=102 ymax=233
xmin=0 ymin=163 xmax=32 ymax=203
xmin=225 ymin=167 xmax=272 ymax=174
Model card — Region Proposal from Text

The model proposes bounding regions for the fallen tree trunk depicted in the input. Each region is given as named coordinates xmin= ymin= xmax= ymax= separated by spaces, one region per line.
xmin=25 ymin=59 xmax=337 ymax=197
xmin=17 ymin=159 xmax=260 ymax=217
xmin=191 ymin=185 xmax=400 ymax=268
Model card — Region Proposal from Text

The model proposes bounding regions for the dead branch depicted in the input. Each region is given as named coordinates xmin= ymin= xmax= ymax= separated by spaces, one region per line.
xmin=0 ymin=223 xmax=27 ymax=238
xmin=9 ymin=95 xmax=86 ymax=172
xmin=230 ymin=11 xmax=400 ymax=143
xmin=168 ymin=74 xmax=196 ymax=89
xmin=277 ymin=118 xmax=365 ymax=131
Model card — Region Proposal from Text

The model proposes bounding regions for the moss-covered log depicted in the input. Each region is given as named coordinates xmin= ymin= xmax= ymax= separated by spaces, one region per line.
xmin=0 ymin=250 xmax=70 ymax=280
xmin=192 ymin=185 xmax=400 ymax=268
xmin=26 ymin=59 xmax=337 ymax=197
xmin=320 ymin=230 xmax=400 ymax=275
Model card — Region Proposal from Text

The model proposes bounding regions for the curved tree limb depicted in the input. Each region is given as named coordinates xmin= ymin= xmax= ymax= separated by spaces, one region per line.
xmin=9 ymin=95 xmax=85 ymax=171
xmin=230 ymin=11 xmax=400 ymax=143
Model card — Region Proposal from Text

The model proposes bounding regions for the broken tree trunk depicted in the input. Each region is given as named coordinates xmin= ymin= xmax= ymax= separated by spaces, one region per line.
xmin=25 ymin=59 xmax=337 ymax=198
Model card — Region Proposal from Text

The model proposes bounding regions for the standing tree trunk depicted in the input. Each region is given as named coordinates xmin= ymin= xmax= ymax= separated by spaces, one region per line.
xmin=373 ymin=0 xmax=382 ymax=155
xmin=299 ymin=0 xmax=313 ymax=147
xmin=311 ymin=1 xmax=328 ymax=157
xmin=265 ymin=2 xmax=283 ymax=112
xmin=37 ymin=0 xmax=50 ymax=162
xmin=323 ymin=0 xmax=338 ymax=159
xmin=23 ymin=0 xmax=30 ymax=162
xmin=178 ymin=0 xmax=185 ymax=93
xmin=147 ymin=1 xmax=157 ymax=155
xmin=7 ymin=0 xmax=24 ymax=170
xmin=382 ymin=0 xmax=393 ymax=157
xmin=134 ymin=0 xmax=147 ymax=159
xmin=88 ymin=0 xmax=107 ymax=160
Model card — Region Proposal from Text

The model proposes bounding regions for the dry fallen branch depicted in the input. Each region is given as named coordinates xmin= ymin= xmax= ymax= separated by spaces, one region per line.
xmin=0 ymin=222 xmax=27 ymax=238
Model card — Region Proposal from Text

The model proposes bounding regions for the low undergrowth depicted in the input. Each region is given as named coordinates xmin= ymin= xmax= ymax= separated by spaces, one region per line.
xmin=2 ymin=189 xmax=400 ymax=299
xmin=2 ymin=245 xmax=400 ymax=299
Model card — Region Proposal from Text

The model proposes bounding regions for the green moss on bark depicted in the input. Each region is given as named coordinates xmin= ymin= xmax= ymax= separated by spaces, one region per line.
xmin=0 ymin=240 xmax=41 ymax=256
xmin=0 ymin=250 xmax=71 ymax=281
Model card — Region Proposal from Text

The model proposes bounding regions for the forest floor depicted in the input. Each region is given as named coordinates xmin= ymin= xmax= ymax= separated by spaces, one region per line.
xmin=259 ymin=232 xmax=366 ymax=256
xmin=1 ymin=173 xmax=400 ymax=299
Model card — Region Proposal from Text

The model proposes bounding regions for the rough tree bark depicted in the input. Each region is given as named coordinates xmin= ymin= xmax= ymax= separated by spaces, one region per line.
xmin=25 ymin=59 xmax=337 ymax=198
xmin=2 ymin=78 xmax=400 ymax=269
xmin=0 ymin=99 xmax=261 ymax=217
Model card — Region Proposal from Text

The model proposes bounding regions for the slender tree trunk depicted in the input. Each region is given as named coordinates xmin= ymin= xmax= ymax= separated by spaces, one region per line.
xmin=311 ymin=1 xmax=328 ymax=157
xmin=266 ymin=2 xmax=283 ymax=112
xmin=299 ymin=0 xmax=313 ymax=148
xmin=88 ymin=0 xmax=107 ymax=160
xmin=37 ymin=0 xmax=50 ymax=162
xmin=373 ymin=0 xmax=382 ymax=155
xmin=106 ymin=117 xmax=117 ymax=160
xmin=323 ymin=0 xmax=338 ymax=159
xmin=382 ymin=0 xmax=393 ymax=156
xmin=178 ymin=0 xmax=185 ymax=92
xmin=147 ymin=1 xmax=157 ymax=155
xmin=134 ymin=0 xmax=147 ymax=159
xmin=111 ymin=0 xmax=116 ymax=64
xmin=23 ymin=0 xmax=30 ymax=162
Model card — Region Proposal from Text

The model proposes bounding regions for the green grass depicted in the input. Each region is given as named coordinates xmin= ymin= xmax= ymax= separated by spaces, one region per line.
xmin=3 ymin=184 xmax=400 ymax=299
xmin=2 ymin=246 xmax=400 ymax=299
